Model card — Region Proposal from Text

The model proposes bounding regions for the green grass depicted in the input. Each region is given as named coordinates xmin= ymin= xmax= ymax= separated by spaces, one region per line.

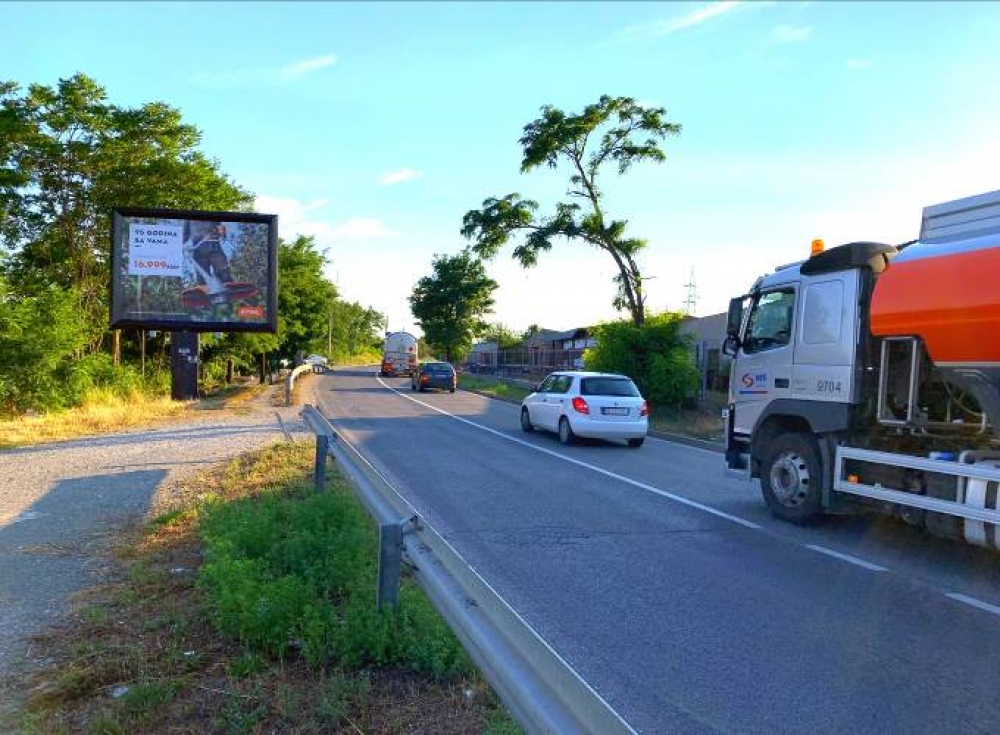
xmin=197 ymin=477 xmax=472 ymax=677
xmin=458 ymin=374 xmax=533 ymax=402
xmin=9 ymin=442 xmax=519 ymax=735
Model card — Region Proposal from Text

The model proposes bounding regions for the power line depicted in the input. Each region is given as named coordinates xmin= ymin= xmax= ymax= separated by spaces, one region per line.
xmin=682 ymin=267 xmax=698 ymax=315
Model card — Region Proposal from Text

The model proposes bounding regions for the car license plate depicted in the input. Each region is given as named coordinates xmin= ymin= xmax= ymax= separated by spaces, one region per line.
xmin=602 ymin=407 xmax=629 ymax=416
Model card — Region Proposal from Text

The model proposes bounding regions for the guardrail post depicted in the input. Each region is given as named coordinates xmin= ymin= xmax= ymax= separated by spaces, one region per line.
xmin=377 ymin=521 xmax=402 ymax=610
xmin=314 ymin=434 xmax=329 ymax=492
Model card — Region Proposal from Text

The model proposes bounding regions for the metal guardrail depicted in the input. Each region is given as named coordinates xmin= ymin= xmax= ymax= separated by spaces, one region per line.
xmin=285 ymin=363 xmax=323 ymax=405
xmin=299 ymin=404 xmax=634 ymax=735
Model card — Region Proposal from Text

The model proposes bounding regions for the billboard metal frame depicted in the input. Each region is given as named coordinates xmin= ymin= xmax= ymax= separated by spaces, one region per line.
xmin=109 ymin=207 xmax=278 ymax=333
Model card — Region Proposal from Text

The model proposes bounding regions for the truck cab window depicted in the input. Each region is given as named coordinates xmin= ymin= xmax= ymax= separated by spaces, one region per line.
xmin=744 ymin=289 xmax=795 ymax=354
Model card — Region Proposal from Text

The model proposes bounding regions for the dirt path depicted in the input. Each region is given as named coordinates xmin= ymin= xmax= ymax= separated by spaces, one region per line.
xmin=0 ymin=380 xmax=320 ymax=687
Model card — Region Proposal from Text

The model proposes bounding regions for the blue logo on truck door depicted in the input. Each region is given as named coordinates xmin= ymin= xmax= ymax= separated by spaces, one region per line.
xmin=739 ymin=372 xmax=769 ymax=395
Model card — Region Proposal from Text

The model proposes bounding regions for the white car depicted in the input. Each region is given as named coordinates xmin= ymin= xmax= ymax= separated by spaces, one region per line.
xmin=520 ymin=371 xmax=649 ymax=447
xmin=304 ymin=354 xmax=328 ymax=367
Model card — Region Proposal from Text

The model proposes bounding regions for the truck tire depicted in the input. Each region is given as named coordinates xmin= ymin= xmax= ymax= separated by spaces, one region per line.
xmin=759 ymin=433 xmax=824 ymax=524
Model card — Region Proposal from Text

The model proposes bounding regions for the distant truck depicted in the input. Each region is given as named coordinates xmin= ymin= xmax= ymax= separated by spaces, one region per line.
xmin=723 ymin=189 xmax=1000 ymax=548
xmin=380 ymin=331 xmax=418 ymax=377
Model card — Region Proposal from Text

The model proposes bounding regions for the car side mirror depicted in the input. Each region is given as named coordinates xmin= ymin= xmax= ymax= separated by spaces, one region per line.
xmin=726 ymin=295 xmax=746 ymax=338
xmin=532 ymin=384 xmax=540 ymax=392
xmin=722 ymin=334 xmax=741 ymax=357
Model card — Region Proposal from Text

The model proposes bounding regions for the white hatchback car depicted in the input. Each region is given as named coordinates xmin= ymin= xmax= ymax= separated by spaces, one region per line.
xmin=520 ymin=371 xmax=649 ymax=447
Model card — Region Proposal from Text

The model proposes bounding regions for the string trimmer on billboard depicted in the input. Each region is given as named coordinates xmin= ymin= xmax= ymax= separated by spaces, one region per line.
xmin=110 ymin=207 xmax=278 ymax=332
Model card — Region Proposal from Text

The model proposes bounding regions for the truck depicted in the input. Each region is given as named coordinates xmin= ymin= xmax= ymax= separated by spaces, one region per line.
xmin=723 ymin=189 xmax=1000 ymax=548
xmin=380 ymin=331 xmax=418 ymax=377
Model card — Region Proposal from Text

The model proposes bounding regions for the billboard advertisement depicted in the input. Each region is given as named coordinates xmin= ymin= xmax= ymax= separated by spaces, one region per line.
xmin=110 ymin=208 xmax=278 ymax=332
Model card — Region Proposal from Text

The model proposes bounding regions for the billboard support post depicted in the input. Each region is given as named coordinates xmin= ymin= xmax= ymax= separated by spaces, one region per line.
xmin=170 ymin=331 xmax=200 ymax=401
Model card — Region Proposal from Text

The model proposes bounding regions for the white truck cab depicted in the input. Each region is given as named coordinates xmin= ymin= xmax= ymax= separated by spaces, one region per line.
xmin=724 ymin=241 xmax=895 ymax=521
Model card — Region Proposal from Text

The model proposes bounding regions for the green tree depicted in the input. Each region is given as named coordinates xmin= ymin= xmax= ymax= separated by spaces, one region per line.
xmin=461 ymin=95 xmax=680 ymax=328
xmin=203 ymin=235 xmax=338 ymax=382
xmin=328 ymin=300 xmax=386 ymax=361
xmin=409 ymin=250 xmax=497 ymax=363
xmin=0 ymin=276 xmax=90 ymax=413
xmin=480 ymin=322 xmax=522 ymax=349
xmin=0 ymin=74 xmax=251 ymax=352
xmin=275 ymin=235 xmax=338 ymax=361
xmin=583 ymin=311 xmax=698 ymax=407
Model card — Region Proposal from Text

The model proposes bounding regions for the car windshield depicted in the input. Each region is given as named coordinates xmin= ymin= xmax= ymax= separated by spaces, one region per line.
xmin=580 ymin=377 xmax=639 ymax=397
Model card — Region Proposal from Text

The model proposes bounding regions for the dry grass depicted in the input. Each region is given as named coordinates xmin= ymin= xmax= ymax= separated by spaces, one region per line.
xmin=2 ymin=442 xmax=519 ymax=735
xmin=0 ymin=382 xmax=266 ymax=451
xmin=0 ymin=393 xmax=187 ymax=450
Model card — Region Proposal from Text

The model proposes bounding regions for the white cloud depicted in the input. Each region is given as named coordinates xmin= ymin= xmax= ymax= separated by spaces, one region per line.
xmin=280 ymin=54 xmax=337 ymax=79
xmin=614 ymin=1 xmax=742 ymax=42
xmin=378 ymin=168 xmax=423 ymax=186
xmin=772 ymin=24 xmax=812 ymax=43
xmin=193 ymin=53 xmax=337 ymax=88
xmin=254 ymin=195 xmax=396 ymax=244
xmin=846 ymin=58 xmax=872 ymax=70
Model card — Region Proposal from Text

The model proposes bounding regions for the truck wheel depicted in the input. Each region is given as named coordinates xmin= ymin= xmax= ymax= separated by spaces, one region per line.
xmin=558 ymin=417 xmax=576 ymax=445
xmin=759 ymin=433 xmax=824 ymax=524
xmin=520 ymin=407 xmax=534 ymax=433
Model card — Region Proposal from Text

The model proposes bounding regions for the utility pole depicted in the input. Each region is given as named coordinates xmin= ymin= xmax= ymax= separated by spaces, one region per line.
xmin=683 ymin=268 xmax=698 ymax=315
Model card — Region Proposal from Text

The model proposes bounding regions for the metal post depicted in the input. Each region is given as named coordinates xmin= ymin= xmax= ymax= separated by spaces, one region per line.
xmin=314 ymin=434 xmax=329 ymax=492
xmin=170 ymin=331 xmax=199 ymax=400
xmin=699 ymin=340 xmax=708 ymax=405
xmin=377 ymin=522 xmax=402 ymax=610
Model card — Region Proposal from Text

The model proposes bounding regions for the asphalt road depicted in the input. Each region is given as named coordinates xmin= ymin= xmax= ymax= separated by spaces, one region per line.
xmin=316 ymin=367 xmax=1000 ymax=734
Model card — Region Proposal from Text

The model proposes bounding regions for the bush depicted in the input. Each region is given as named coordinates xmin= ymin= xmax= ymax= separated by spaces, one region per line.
xmin=197 ymin=487 xmax=471 ymax=678
xmin=0 ymin=283 xmax=90 ymax=413
xmin=584 ymin=312 xmax=699 ymax=407
xmin=0 ymin=282 xmax=172 ymax=415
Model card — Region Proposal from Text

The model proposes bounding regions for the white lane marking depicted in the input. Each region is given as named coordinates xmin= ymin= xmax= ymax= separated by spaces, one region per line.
xmin=327 ymin=412 xmax=639 ymax=735
xmin=805 ymin=544 xmax=888 ymax=572
xmin=377 ymin=376 xmax=762 ymax=531
xmin=945 ymin=592 xmax=1000 ymax=618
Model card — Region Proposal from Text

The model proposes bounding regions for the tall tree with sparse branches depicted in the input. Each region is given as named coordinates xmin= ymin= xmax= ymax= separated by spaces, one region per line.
xmin=461 ymin=95 xmax=680 ymax=328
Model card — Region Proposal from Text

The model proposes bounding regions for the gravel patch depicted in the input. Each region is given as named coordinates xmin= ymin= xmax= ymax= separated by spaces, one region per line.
xmin=0 ymin=382 xmax=317 ymax=682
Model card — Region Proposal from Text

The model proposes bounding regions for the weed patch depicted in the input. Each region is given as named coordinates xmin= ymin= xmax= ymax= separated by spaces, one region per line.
xmin=458 ymin=374 xmax=532 ymax=403
xmin=5 ymin=441 xmax=518 ymax=734
xmin=197 ymin=466 xmax=471 ymax=677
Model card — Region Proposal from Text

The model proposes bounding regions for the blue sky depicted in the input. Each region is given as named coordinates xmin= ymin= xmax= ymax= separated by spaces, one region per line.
xmin=4 ymin=1 xmax=1000 ymax=334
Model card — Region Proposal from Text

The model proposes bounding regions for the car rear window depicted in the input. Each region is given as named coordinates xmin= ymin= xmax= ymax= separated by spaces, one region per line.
xmin=425 ymin=364 xmax=453 ymax=374
xmin=580 ymin=377 xmax=639 ymax=397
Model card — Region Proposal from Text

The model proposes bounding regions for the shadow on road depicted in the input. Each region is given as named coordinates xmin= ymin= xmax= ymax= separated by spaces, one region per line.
xmin=0 ymin=469 xmax=167 ymax=671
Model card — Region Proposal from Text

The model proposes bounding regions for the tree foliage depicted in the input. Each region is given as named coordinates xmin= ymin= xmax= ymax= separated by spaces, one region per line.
xmin=461 ymin=95 xmax=680 ymax=327
xmin=479 ymin=322 xmax=523 ymax=349
xmin=0 ymin=74 xmax=252 ymax=351
xmin=202 ymin=235 xmax=384 ymax=382
xmin=328 ymin=299 xmax=386 ymax=362
xmin=0 ymin=72 xmax=387 ymax=409
xmin=409 ymin=250 xmax=497 ymax=363
xmin=0 ymin=276 xmax=90 ymax=412
xmin=583 ymin=312 xmax=698 ymax=407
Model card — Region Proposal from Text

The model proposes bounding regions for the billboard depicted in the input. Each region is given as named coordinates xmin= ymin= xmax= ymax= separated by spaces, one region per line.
xmin=110 ymin=208 xmax=278 ymax=332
